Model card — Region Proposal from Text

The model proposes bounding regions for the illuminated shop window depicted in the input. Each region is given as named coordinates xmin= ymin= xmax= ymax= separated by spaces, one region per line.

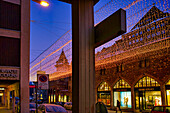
xmin=98 ymin=82 xmax=111 ymax=91
xmin=113 ymin=79 xmax=131 ymax=108
xmin=166 ymin=80 xmax=170 ymax=105
xmin=135 ymin=76 xmax=160 ymax=88
xmin=64 ymin=95 xmax=67 ymax=102
xmin=114 ymin=79 xmax=131 ymax=89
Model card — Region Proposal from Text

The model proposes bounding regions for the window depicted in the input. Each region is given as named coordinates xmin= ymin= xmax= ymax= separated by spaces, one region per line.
xmin=117 ymin=64 xmax=124 ymax=72
xmin=136 ymin=39 xmax=139 ymax=42
xmin=135 ymin=76 xmax=160 ymax=88
xmin=98 ymin=82 xmax=111 ymax=91
xmin=114 ymin=79 xmax=131 ymax=89
xmin=0 ymin=1 xmax=21 ymax=30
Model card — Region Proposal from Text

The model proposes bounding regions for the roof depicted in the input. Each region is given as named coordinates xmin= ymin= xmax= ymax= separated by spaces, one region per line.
xmin=131 ymin=6 xmax=169 ymax=31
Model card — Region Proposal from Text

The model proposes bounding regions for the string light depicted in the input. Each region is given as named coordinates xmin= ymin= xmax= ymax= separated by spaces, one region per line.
xmin=30 ymin=0 xmax=169 ymax=81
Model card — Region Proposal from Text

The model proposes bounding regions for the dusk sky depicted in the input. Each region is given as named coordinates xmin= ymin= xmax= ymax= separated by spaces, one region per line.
xmin=30 ymin=0 xmax=111 ymax=62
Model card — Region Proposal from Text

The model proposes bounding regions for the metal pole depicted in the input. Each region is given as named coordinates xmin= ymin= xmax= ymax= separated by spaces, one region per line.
xmin=36 ymin=82 xmax=38 ymax=113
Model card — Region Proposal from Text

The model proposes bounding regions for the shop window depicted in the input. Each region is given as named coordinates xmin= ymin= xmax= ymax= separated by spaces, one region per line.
xmin=113 ymin=79 xmax=131 ymax=108
xmin=114 ymin=79 xmax=131 ymax=89
xmin=135 ymin=76 xmax=160 ymax=88
xmin=98 ymin=82 xmax=111 ymax=91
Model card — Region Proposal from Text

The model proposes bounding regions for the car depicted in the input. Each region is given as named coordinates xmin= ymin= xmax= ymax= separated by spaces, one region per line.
xmin=55 ymin=102 xmax=65 ymax=107
xmin=64 ymin=102 xmax=72 ymax=110
xmin=38 ymin=104 xmax=67 ymax=113
xmin=29 ymin=103 xmax=38 ymax=113
xmin=151 ymin=105 xmax=170 ymax=113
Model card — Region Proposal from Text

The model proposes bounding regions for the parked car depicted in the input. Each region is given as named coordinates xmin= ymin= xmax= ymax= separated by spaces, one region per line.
xmin=64 ymin=102 xmax=72 ymax=110
xmin=151 ymin=105 xmax=170 ymax=113
xmin=38 ymin=104 xmax=67 ymax=113
xmin=55 ymin=102 xmax=65 ymax=107
xmin=29 ymin=103 xmax=38 ymax=113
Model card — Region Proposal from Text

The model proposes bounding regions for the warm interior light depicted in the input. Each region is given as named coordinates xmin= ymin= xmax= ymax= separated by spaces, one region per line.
xmin=40 ymin=1 xmax=49 ymax=7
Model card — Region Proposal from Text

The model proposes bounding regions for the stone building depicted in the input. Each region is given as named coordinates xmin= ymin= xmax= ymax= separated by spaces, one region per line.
xmin=47 ymin=6 xmax=169 ymax=112
xmin=95 ymin=6 xmax=169 ymax=111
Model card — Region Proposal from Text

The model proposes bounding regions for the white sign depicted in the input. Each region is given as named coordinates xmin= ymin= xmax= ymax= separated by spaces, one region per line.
xmin=0 ymin=67 xmax=19 ymax=80
xmin=37 ymin=74 xmax=49 ymax=89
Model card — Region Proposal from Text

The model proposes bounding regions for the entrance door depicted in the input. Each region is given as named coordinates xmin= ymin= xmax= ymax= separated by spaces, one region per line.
xmin=139 ymin=91 xmax=146 ymax=110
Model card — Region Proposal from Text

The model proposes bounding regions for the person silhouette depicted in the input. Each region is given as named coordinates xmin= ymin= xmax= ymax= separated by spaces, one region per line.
xmin=117 ymin=100 xmax=121 ymax=113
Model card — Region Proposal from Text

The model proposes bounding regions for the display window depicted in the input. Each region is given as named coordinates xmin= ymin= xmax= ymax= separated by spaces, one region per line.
xmin=97 ymin=82 xmax=111 ymax=106
xmin=113 ymin=79 xmax=132 ymax=108
xmin=135 ymin=76 xmax=161 ymax=110
xmin=114 ymin=91 xmax=132 ymax=108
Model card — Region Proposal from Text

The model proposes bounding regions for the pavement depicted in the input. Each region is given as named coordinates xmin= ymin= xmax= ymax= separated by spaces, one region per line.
xmin=0 ymin=107 xmax=12 ymax=113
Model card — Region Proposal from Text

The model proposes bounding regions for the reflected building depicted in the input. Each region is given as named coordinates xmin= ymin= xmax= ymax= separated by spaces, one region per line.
xmin=30 ymin=6 xmax=169 ymax=112
xmin=95 ymin=6 xmax=169 ymax=111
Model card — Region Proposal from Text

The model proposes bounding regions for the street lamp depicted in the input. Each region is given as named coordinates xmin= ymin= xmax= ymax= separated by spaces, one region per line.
xmin=32 ymin=0 xmax=49 ymax=7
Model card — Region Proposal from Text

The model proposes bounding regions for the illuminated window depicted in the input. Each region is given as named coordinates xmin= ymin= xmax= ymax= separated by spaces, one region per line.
xmin=135 ymin=76 xmax=160 ymax=88
xmin=98 ymin=82 xmax=111 ymax=91
xmin=166 ymin=80 xmax=170 ymax=85
xmin=114 ymin=79 xmax=131 ymax=89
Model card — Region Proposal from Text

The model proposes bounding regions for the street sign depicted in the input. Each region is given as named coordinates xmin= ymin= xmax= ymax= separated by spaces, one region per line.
xmin=95 ymin=8 xmax=126 ymax=47
xmin=37 ymin=74 xmax=49 ymax=89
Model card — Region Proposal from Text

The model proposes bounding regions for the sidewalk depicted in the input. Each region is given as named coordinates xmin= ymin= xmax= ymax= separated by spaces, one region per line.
xmin=0 ymin=107 xmax=12 ymax=113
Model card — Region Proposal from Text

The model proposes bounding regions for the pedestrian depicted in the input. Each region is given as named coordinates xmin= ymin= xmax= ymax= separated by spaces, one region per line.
xmin=117 ymin=100 xmax=121 ymax=113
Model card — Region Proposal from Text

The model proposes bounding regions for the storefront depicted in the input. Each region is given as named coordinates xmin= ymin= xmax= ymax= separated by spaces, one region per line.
xmin=113 ymin=79 xmax=132 ymax=108
xmin=97 ymin=82 xmax=111 ymax=106
xmin=166 ymin=80 xmax=170 ymax=105
xmin=135 ymin=76 xmax=161 ymax=110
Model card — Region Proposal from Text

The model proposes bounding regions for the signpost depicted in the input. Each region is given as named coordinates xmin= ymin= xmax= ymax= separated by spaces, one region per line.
xmin=37 ymin=74 xmax=49 ymax=89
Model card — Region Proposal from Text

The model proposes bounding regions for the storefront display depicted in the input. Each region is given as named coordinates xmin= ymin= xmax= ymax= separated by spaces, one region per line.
xmin=135 ymin=76 xmax=161 ymax=110
xmin=114 ymin=91 xmax=132 ymax=108
xmin=113 ymin=79 xmax=132 ymax=108
xmin=97 ymin=82 xmax=111 ymax=106
xmin=166 ymin=80 xmax=170 ymax=105
xmin=97 ymin=92 xmax=111 ymax=106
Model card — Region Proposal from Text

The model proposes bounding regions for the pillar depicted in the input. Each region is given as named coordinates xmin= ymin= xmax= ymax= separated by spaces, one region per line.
xmin=72 ymin=0 xmax=95 ymax=113
xmin=20 ymin=0 xmax=30 ymax=112
xmin=161 ymin=84 xmax=166 ymax=105
xmin=131 ymin=86 xmax=135 ymax=112
xmin=7 ymin=91 xmax=10 ymax=109
xmin=111 ymin=90 xmax=114 ymax=109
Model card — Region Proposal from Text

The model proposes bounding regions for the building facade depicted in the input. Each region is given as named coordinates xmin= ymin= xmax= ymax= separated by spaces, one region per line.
xmin=47 ymin=6 xmax=170 ymax=112
xmin=0 ymin=0 xmax=30 ymax=112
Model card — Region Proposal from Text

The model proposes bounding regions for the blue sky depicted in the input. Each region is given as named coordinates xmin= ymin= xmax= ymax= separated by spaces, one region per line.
xmin=30 ymin=0 xmax=111 ymax=62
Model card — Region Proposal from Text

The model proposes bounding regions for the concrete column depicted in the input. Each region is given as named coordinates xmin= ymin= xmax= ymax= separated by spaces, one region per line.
xmin=111 ymin=90 xmax=113 ymax=109
xmin=161 ymin=84 xmax=166 ymax=105
xmin=72 ymin=0 xmax=95 ymax=113
xmin=20 ymin=0 xmax=30 ymax=112
xmin=7 ymin=91 xmax=10 ymax=109
xmin=131 ymin=86 xmax=135 ymax=112
xmin=12 ymin=91 xmax=15 ymax=113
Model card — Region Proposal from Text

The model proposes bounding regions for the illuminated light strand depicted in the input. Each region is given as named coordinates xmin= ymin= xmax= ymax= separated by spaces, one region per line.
xmin=30 ymin=0 xmax=169 ymax=81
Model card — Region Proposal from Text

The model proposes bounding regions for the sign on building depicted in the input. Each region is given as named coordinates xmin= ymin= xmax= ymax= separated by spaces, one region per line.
xmin=0 ymin=67 xmax=20 ymax=80
xmin=37 ymin=74 xmax=49 ymax=89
